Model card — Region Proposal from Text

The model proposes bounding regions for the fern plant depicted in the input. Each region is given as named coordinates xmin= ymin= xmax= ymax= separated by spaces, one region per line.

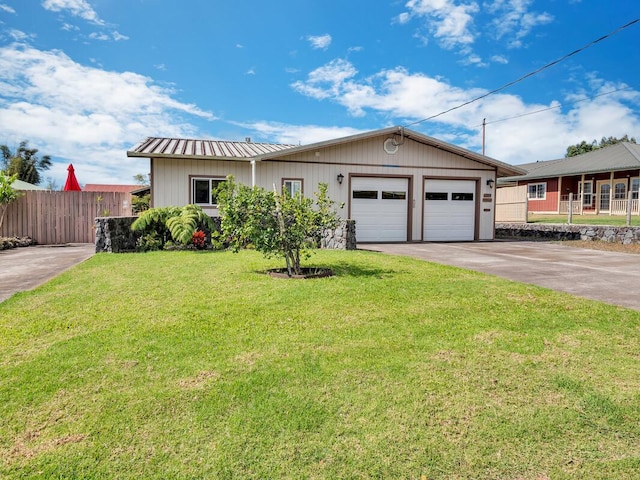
xmin=131 ymin=205 xmax=215 ymax=248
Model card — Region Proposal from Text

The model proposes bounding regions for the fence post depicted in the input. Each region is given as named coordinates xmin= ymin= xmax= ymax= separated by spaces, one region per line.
xmin=627 ymin=192 xmax=632 ymax=226
xmin=568 ymin=193 xmax=573 ymax=225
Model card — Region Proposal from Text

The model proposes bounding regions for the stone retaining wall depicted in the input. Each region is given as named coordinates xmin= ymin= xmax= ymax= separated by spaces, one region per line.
xmin=95 ymin=217 xmax=139 ymax=253
xmin=96 ymin=217 xmax=357 ymax=253
xmin=320 ymin=220 xmax=356 ymax=250
xmin=496 ymin=223 xmax=640 ymax=244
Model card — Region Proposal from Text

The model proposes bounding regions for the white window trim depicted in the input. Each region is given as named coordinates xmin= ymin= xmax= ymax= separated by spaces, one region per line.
xmin=527 ymin=182 xmax=546 ymax=200
xmin=191 ymin=176 xmax=225 ymax=206
xmin=579 ymin=180 xmax=593 ymax=206
xmin=282 ymin=178 xmax=303 ymax=197
xmin=631 ymin=177 xmax=639 ymax=200
xmin=614 ymin=180 xmax=627 ymax=200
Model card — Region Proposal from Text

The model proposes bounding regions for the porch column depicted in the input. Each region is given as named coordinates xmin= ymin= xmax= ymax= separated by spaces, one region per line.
xmin=610 ymin=171 xmax=615 ymax=216
xmin=557 ymin=176 xmax=562 ymax=214
xmin=580 ymin=174 xmax=585 ymax=214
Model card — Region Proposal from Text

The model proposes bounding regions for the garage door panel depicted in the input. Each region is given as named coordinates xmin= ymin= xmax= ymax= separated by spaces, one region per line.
xmin=351 ymin=177 xmax=408 ymax=242
xmin=424 ymin=179 xmax=476 ymax=241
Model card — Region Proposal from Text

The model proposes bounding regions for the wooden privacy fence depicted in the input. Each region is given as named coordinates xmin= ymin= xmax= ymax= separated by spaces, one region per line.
xmin=495 ymin=185 xmax=528 ymax=223
xmin=1 ymin=191 xmax=132 ymax=244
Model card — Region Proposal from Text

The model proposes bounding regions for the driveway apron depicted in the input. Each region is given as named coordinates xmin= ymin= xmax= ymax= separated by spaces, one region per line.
xmin=0 ymin=244 xmax=95 ymax=303
xmin=365 ymin=241 xmax=640 ymax=311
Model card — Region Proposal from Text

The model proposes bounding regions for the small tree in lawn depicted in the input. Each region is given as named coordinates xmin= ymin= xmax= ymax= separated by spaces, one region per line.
xmin=215 ymin=176 xmax=341 ymax=276
xmin=0 ymin=173 xmax=21 ymax=232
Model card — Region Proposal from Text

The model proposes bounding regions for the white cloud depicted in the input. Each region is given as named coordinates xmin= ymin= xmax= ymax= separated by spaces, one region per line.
xmin=61 ymin=22 xmax=80 ymax=31
xmin=42 ymin=0 xmax=104 ymax=26
xmin=490 ymin=54 xmax=508 ymax=64
xmin=401 ymin=0 xmax=479 ymax=48
xmin=307 ymin=34 xmax=332 ymax=50
xmin=234 ymin=121 xmax=364 ymax=146
xmin=0 ymin=4 xmax=16 ymax=14
xmin=291 ymin=58 xmax=640 ymax=164
xmin=6 ymin=29 xmax=36 ymax=42
xmin=486 ymin=0 xmax=553 ymax=46
xmin=111 ymin=31 xmax=129 ymax=41
xmin=89 ymin=30 xmax=128 ymax=42
xmin=0 ymin=44 xmax=214 ymax=184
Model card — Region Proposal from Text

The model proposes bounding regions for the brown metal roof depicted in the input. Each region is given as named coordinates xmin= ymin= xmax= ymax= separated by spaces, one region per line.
xmin=83 ymin=184 xmax=140 ymax=193
xmin=127 ymin=137 xmax=297 ymax=160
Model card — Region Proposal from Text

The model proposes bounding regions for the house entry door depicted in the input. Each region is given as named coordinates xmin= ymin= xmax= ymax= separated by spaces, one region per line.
xmin=597 ymin=181 xmax=611 ymax=213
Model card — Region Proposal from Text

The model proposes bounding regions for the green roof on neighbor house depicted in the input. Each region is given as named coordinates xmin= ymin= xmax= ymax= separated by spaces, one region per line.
xmin=501 ymin=142 xmax=640 ymax=182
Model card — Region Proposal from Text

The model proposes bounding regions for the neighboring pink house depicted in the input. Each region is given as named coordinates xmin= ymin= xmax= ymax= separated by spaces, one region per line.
xmin=500 ymin=142 xmax=640 ymax=215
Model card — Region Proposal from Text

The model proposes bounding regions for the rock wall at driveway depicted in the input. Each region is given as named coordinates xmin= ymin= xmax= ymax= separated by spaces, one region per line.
xmin=95 ymin=217 xmax=139 ymax=253
xmin=496 ymin=223 xmax=640 ymax=244
xmin=320 ymin=220 xmax=356 ymax=250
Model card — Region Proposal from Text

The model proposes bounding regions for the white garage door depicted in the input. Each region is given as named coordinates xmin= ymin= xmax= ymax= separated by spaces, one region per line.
xmin=424 ymin=179 xmax=476 ymax=241
xmin=351 ymin=177 xmax=408 ymax=242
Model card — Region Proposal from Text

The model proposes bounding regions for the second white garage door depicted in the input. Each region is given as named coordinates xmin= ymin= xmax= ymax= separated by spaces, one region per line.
xmin=424 ymin=179 xmax=476 ymax=241
xmin=351 ymin=177 xmax=408 ymax=242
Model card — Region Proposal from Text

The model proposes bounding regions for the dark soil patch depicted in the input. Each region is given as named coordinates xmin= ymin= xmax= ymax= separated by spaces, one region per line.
xmin=267 ymin=267 xmax=334 ymax=279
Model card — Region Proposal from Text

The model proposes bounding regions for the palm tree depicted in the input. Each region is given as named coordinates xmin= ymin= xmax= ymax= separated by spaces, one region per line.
xmin=1 ymin=141 xmax=52 ymax=185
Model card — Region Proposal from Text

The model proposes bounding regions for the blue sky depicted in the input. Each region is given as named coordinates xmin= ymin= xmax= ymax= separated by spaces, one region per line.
xmin=0 ymin=0 xmax=639 ymax=186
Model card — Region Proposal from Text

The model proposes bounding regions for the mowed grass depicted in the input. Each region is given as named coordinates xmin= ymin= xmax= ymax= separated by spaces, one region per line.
xmin=1 ymin=250 xmax=639 ymax=479
xmin=528 ymin=213 xmax=640 ymax=226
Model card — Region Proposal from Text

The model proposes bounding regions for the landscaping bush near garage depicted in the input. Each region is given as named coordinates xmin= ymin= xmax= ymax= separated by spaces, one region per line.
xmin=1 ymin=250 xmax=639 ymax=479
xmin=0 ymin=236 xmax=34 ymax=250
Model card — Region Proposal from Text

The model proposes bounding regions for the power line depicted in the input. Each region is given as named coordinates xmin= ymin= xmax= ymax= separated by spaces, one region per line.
xmin=472 ymin=85 xmax=634 ymax=127
xmin=403 ymin=18 xmax=640 ymax=128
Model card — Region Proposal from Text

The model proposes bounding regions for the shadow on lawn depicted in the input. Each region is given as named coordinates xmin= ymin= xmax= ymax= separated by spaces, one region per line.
xmin=255 ymin=263 xmax=397 ymax=279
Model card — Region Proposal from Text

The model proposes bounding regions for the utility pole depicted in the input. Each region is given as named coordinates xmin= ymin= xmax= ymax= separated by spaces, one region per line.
xmin=482 ymin=118 xmax=486 ymax=156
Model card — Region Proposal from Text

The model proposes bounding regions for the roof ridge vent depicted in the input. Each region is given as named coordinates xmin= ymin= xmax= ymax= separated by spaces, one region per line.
xmin=245 ymin=137 xmax=252 ymax=143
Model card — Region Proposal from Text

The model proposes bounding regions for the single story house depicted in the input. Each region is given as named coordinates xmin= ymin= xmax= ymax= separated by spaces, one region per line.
xmin=84 ymin=184 xmax=141 ymax=193
xmin=13 ymin=179 xmax=46 ymax=191
xmin=127 ymin=126 xmax=524 ymax=242
xmin=500 ymin=142 xmax=640 ymax=215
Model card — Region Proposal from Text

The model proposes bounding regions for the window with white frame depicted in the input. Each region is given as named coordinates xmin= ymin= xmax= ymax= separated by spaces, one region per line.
xmin=614 ymin=181 xmax=627 ymax=200
xmin=632 ymin=178 xmax=639 ymax=200
xmin=191 ymin=177 xmax=225 ymax=206
xmin=527 ymin=182 xmax=546 ymax=200
xmin=282 ymin=179 xmax=303 ymax=197
xmin=579 ymin=180 xmax=593 ymax=206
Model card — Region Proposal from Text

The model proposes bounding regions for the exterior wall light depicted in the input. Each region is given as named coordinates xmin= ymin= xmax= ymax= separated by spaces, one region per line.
xmin=337 ymin=173 xmax=344 ymax=184
xmin=486 ymin=179 xmax=495 ymax=189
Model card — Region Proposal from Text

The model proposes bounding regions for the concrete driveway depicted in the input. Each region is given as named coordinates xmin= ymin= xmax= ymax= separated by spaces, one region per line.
xmin=0 ymin=244 xmax=95 ymax=303
xmin=365 ymin=241 xmax=640 ymax=311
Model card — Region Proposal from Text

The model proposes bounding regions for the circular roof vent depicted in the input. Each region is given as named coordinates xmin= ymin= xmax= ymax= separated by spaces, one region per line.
xmin=383 ymin=138 xmax=398 ymax=155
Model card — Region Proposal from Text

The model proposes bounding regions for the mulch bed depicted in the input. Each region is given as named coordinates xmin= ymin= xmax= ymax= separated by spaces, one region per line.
xmin=267 ymin=267 xmax=333 ymax=279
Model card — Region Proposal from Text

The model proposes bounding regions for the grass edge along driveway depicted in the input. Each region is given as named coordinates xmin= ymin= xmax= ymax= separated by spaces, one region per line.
xmin=1 ymin=250 xmax=638 ymax=479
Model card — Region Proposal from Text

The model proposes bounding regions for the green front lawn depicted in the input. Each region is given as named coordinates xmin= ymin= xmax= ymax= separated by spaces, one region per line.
xmin=1 ymin=250 xmax=639 ymax=479
xmin=528 ymin=213 xmax=640 ymax=226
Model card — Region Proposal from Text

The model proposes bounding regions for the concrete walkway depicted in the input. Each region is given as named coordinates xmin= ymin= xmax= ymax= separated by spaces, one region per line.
xmin=365 ymin=241 xmax=640 ymax=311
xmin=0 ymin=244 xmax=95 ymax=303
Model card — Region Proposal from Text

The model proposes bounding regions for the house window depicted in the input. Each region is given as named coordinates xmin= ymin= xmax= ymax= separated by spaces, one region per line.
xmin=191 ymin=177 xmax=225 ymax=206
xmin=282 ymin=179 xmax=303 ymax=197
xmin=632 ymin=178 xmax=639 ymax=200
xmin=353 ymin=190 xmax=378 ymax=199
xmin=614 ymin=181 xmax=627 ymax=200
xmin=527 ymin=183 xmax=546 ymax=200
xmin=579 ymin=181 xmax=593 ymax=206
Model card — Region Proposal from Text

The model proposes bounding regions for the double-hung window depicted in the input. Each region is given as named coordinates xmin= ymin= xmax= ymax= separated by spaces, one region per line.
xmin=579 ymin=181 xmax=593 ymax=206
xmin=282 ymin=179 xmax=303 ymax=197
xmin=632 ymin=178 xmax=640 ymax=200
xmin=191 ymin=177 xmax=225 ymax=206
xmin=527 ymin=182 xmax=546 ymax=200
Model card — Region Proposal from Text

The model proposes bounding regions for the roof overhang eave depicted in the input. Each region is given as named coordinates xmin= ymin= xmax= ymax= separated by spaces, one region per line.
xmin=126 ymin=151 xmax=255 ymax=162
